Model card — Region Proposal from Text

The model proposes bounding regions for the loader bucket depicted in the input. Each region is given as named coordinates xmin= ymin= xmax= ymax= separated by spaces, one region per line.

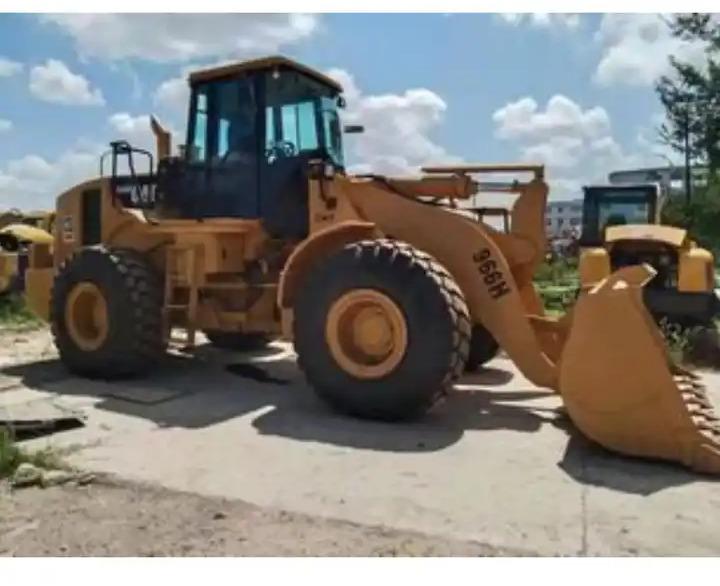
xmin=559 ymin=265 xmax=720 ymax=474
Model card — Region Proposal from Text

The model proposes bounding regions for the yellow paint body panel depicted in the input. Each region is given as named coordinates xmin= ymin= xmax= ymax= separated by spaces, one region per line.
xmin=24 ymin=268 xmax=53 ymax=320
xmin=678 ymin=246 xmax=714 ymax=292
xmin=605 ymin=224 xmax=687 ymax=248
xmin=579 ymin=247 xmax=610 ymax=288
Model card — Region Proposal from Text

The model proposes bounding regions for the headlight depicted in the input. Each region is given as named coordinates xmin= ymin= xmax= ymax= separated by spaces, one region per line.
xmin=323 ymin=163 xmax=335 ymax=179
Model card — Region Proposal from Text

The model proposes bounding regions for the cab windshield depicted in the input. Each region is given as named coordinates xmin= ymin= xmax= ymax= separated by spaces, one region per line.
xmin=262 ymin=70 xmax=346 ymax=169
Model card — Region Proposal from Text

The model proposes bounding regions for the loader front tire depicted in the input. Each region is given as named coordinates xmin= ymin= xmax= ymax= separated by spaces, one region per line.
xmin=294 ymin=239 xmax=471 ymax=421
xmin=51 ymin=247 xmax=165 ymax=379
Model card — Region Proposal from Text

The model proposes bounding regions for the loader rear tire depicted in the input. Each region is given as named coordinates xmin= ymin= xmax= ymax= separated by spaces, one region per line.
xmin=294 ymin=239 xmax=471 ymax=421
xmin=51 ymin=247 xmax=165 ymax=379
xmin=204 ymin=331 xmax=270 ymax=351
xmin=464 ymin=325 xmax=500 ymax=372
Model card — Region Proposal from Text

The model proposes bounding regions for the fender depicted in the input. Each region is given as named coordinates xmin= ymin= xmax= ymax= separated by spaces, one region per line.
xmin=278 ymin=220 xmax=380 ymax=309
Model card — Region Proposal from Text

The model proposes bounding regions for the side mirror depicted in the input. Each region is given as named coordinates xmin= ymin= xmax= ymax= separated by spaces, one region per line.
xmin=344 ymin=125 xmax=364 ymax=134
xmin=337 ymin=95 xmax=347 ymax=109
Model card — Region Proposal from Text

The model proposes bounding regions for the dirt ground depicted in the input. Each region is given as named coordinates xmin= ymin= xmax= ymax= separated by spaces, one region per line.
xmin=0 ymin=477 xmax=511 ymax=556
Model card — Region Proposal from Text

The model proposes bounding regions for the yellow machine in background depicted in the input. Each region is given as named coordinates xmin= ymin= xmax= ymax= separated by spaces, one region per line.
xmin=23 ymin=56 xmax=720 ymax=474
xmin=578 ymin=184 xmax=718 ymax=325
xmin=0 ymin=210 xmax=54 ymax=294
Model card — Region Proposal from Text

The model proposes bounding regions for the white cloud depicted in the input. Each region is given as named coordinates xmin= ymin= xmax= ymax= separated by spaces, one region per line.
xmin=42 ymin=14 xmax=318 ymax=63
xmin=0 ymin=119 xmax=12 ymax=133
xmin=108 ymin=112 xmax=155 ymax=151
xmin=498 ymin=13 xmax=580 ymax=29
xmin=0 ymin=143 xmax=103 ymax=210
xmin=0 ymin=56 xmax=22 ymax=77
xmin=594 ymin=14 xmax=710 ymax=87
xmin=29 ymin=59 xmax=105 ymax=106
xmin=153 ymin=75 xmax=190 ymax=116
xmin=493 ymin=95 xmax=663 ymax=200
xmin=327 ymin=68 xmax=457 ymax=175
xmin=493 ymin=95 xmax=610 ymax=143
xmin=108 ymin=112 xmax=180 ymax=155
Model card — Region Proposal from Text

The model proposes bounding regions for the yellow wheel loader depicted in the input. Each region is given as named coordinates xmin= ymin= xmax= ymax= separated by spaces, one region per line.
xmin=578 ymin=184 xmax=719 ymax=326
xmin=23 ymin=56 xmax=720 ymax=473
xmin=0 ymin=210 xmax=54 ymax=294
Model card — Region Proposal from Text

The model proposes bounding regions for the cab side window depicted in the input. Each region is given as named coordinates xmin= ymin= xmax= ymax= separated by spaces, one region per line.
xmin=187 ymin=79 xmax=257 ymax=165
xmin=189 ymin=88 xmax=209 ymax=163
xmin=214 ymin=78 xmax=256 ymax=165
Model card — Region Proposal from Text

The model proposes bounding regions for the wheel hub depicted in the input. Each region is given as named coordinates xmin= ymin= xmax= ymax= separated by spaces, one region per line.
xmin=325 ymin=289 xmax=408 ymax=379
xmin=65 ymin=282 xmax=109 ymax=352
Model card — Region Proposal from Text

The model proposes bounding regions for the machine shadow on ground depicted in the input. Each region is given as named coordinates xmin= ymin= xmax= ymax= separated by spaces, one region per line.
xmin=556 ymin=429 xmax=719 ymax=495
xmin=2 ymin=344 xmax=556 ymax=453
xmin=2 ymin=343 xmax=712 ymax=494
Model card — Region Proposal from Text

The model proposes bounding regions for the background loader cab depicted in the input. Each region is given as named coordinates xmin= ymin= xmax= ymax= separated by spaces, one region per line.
xmin=579 ymin=184 xmax=718 ymax=325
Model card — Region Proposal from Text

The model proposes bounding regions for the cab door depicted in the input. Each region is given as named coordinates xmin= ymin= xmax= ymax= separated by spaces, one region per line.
xmin=207 ymin=77 xmax=259 ymax=218
xmin=183 ymin=77 xmax=260 ymax=219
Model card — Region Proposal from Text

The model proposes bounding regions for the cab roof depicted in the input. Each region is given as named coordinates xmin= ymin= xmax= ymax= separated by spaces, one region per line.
xmin=189 ymin=55 xmax=343 ymax=93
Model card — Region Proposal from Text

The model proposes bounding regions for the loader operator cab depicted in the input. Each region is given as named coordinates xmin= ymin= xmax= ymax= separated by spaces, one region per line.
xmin=152 ymin=56 xmax=347 ymax=239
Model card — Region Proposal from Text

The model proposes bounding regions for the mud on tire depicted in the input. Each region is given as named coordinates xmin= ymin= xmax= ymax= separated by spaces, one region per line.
xmin=293 ymin=238 xmax=471 ymax=420
xmin=51 ymin=247 xmax=165 ymax=378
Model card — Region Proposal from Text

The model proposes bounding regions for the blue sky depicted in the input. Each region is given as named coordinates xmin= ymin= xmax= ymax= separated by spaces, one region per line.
xmin=0 ymin=13 xmax=700 ymax=209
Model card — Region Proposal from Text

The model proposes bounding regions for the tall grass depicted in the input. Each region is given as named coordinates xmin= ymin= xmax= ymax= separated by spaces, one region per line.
xmin=0 ymin=427 xmax=64 ymax=479
xmin=0 ymin=294 xmax=40 ymax=328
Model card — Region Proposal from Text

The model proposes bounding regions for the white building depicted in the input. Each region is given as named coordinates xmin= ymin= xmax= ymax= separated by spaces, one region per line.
xmin=545 ymin=199 xmax=582 ymax=239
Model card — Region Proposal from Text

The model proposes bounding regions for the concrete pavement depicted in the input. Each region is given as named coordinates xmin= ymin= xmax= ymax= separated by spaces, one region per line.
xmin=1 ymin=330 xmax=719 ymax=555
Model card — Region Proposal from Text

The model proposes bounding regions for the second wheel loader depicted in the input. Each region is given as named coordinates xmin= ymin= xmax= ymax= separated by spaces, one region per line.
xmin=0 ymin=209 xmax=54 ymax=295
xmin=578 ymin=183 xmax=719 ymax=326
xmin=23 ymin=56 xmax=720 ymax=474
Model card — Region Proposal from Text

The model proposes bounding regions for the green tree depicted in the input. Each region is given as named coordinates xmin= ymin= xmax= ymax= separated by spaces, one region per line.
xmin=662 ymin=182 xmax=720 ymax=255
xmin=656 ymin=14 xmax=720 ymax=174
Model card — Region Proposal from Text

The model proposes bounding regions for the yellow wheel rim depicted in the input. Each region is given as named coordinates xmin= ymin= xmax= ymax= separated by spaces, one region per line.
xmin=325 ymin=289 xmax=408 ymax=379
xmin=65 ymin=282 xmax=109 ymax=352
